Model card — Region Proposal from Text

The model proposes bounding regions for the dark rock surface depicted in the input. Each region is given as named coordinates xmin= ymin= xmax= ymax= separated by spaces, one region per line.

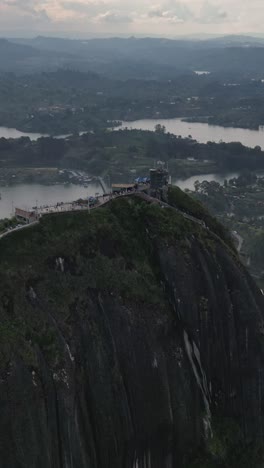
xmin=0 ymin=191 xmax=263 ymax=467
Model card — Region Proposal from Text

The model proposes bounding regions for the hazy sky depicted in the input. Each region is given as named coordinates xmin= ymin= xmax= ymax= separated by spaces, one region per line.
xmin=0 ymin=0 xmax=262 ymax=38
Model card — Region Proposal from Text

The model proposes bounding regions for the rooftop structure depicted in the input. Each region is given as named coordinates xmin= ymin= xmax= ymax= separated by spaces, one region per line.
xmin=135 ymin=177 xmax=150 ymax=184
xmin=112 ymin=183 xmax=135 ymax=193
xmin=15 ymin=208 xmax=38 ymax=224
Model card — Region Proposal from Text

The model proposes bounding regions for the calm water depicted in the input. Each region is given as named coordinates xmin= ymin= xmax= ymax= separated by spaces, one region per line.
xmin=0 ymin=120 xmax=257 ymax=218
xmin=121 ymin=118 xmax=264 ymax=149
xmin=174 ymin=172 xmax=239 ymax=191
xmin=3 ymin=118 xmax=264 ymax=148
xmin=0 ymin=127 xmax=70 ymax=141
xmin=0 ymin=182 xmax=104 ymax=219
xmin=0 ymin=127 xmax=49 ymax=141
xmin=0 ymin=174 xmax=239 ymax=219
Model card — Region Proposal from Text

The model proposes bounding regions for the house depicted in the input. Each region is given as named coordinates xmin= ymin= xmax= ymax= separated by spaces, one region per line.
xmin=15 ymin=208 xmax=37 ymax=224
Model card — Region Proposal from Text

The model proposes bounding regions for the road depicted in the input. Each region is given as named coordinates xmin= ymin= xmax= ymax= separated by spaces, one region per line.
xmin=0 ymin=220 xmax=39 ymax=240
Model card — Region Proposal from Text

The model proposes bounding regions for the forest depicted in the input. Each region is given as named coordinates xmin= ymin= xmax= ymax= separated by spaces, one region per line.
xmin=0 ymin=129 xmax=263 ymax=180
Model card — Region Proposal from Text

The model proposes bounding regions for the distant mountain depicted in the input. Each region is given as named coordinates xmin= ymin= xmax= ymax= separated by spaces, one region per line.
xmin=201 ymin=34 xmax=264 ymax=48
xmin=0 ymin=38 xmax=38 ymax=59
xmin=5 ymin=35 xmax=264 ymax=78
xmin=14 ymin=34 xmax=264 ymax=53
xmin=0 ymin=38 xmax=75 ymax=73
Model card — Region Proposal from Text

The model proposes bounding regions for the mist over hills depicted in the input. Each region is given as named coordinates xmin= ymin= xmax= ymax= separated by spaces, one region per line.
xmin=3 ymin=35 xmax=264 ymax=78
xmin=0 ymin=38 xmax=74 ymax=74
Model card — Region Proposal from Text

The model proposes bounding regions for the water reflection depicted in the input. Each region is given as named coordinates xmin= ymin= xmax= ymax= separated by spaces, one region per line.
xmin=121 ymin=118 xmax=264 ymax=149
xmin=0 ymin=182 xmax=104 ymax=219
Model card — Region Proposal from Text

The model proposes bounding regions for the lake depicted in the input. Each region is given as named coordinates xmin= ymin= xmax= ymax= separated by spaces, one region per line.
xmin=0 ymin=182 xmax=104 ymax=219
xmin=2 ymin=118 xmax=264 ymax=148
xmin=0 ymin=127 xmax=70 ymax=141
xmin=120 ymin=118 xmax=264 ymax=149
xmin=0 ymin=174 xmax=239 ymax=219
xmin=2 ymin=117 xmax=264 ymax=149
xmin=0 ymin=119 xmax=256 ymax=219
xmin=0 ymin=127 xmax=49 ymax=141
xmin=174 ymin=172 xmax=239 ymax=191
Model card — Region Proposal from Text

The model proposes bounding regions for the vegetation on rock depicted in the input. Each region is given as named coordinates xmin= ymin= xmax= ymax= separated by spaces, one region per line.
xmin=0 ymin=188 xmax=263 ymax=467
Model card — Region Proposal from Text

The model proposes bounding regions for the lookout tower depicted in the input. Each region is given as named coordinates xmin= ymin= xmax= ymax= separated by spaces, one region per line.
xmin=150 ymin=161 xmax=169 ymax=190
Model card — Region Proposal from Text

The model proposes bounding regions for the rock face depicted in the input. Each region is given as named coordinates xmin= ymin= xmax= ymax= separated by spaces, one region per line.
xmin=0 ymin=190 xmax=263 ymax=468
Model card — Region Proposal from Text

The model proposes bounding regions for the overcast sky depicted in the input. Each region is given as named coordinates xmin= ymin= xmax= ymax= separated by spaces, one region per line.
xmin=0 ymin=0 xmax=263 ymax=38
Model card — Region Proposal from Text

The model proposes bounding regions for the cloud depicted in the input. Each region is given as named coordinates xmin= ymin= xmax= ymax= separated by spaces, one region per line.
xmin=2 ymin=0 xmax=51 ymax=20
xmin=198 ymin=1 xmax=228 ymax=24
xmin=57 ymin=1 xmax=135 ymax=24
xmin=62 ymin=1 xmax=133 ymax=22
xmin=147 ymin=11 xmax=184 ymax=24
xmin=148 ymin=1 xmax=193 ymax=22
xmin=148 ymin=9 xmax=184 ymax=24
xmin=96 ymin=10 xmax=133 ymax=23
xmin=0 ymin=0 xmax=263 ymax=37
xmin=4 ymin=0 xmax=43 ymax=12
xmin=62 ymin=1 xmax=105 ymax=15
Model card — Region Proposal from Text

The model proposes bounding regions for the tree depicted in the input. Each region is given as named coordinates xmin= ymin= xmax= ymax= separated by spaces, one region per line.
xmin=155 ymin=124 xmax=166 ymax=134
xmin=0 ymin=137 xmax=11 ymax=151
xmin=38 ymin=137 xmax=66 ymax=163
xmin=254 ymin=145 xmax=261 ymax=152
xmin=194 ymin=180 xmax=200 ymax=192
xmin=145 ymin=137 xmax=161 ymax=159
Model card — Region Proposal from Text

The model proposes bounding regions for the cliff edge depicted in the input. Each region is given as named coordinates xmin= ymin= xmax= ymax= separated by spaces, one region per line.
xmin=0 ymin=188 xmax=263 ymax=467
